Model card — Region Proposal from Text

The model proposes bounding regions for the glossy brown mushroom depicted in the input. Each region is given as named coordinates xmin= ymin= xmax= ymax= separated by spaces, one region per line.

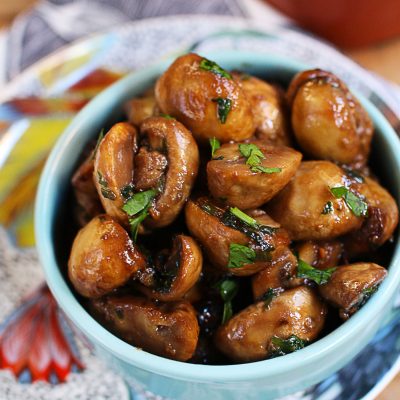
xmin=93 ymin=122 xmax=138 ymax=225
xmin=267 ymin=161 xmax=364 ymax=240
xmin=135 ymin=235 xmax=203 ymax=301
xmin=214 ymin=286 xmax=327 ymax=362
xmin=155 ymin=53 xmax=255 ymax=143
xmin=90 ymin=295 xmax=199 ymax=361
xmin=185 ymin=198 xmax=290 ymax=276
xmin=288 ymin=69 xmax=373 ymax=169
xmin=319 ymin=262 xmax=387 ymax=320
xmin=207 ymin=141 xmax=302 ymax=209
xmin=125 ymin=89 xmax=159 ymax=127
xmin=68 ymin=215 xmax=146 ymax=298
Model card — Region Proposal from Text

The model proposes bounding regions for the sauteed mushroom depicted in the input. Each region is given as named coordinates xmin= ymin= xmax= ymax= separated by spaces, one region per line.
xmin=125 ymin=88 xmax=159 ymax=127
xmin=136 ymin=235 xmax=202 ymax=301
xmin=68 ymin=215 xmax=146 ymax=298
xmin=288 ymin=69 xmax=373 ymax=169
xmin=295 ymin=240 xmax=343 ymax=270
xmin=214 ymin=286 xmax=327 ymax=362
xmin=207 ymin=141 xmax=301 ymax=209
xmin=90 ymin=295 xmax=199 ymax=361
xmin=268 ymin=161 xmax=364 ymax=240
xmin=155 ymin=53 xmax=255 ymax=143
xmin=319 ymin=263 xmax=387 ymax=320
xmin=185 ymin=198 xmax=290 ymax=276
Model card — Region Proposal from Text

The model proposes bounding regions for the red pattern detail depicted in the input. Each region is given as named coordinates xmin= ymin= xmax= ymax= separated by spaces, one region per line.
xmin=0 ymin=286 xmax=84 ymax=382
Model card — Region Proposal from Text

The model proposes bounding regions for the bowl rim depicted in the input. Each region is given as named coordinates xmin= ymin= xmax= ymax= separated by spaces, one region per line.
xmin=35 ymin=50 xmax=400 ymax=383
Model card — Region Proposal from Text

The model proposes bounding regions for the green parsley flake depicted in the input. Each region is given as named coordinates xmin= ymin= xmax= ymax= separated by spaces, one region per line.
xmin=297 ymin=259 xmax=336 ymax=285
xmin=199 ymin=58 xmax=232 ymax=79
xmin=92 ymin=128 xmax=104 ymax=160
xmin=239 ymin=143 xmax=265 ymax=166
xmin=216 ymin=279 xmax=239 ymax=324
xmin=250 ymin=165 xmax=282 ymax=174
xmin=228 ymin=243 xmax=256 ymax=268
xmin=160 ymin=113 xmax=175 ymax=120
xmin=97 ymin=171 xmax=116 ymax=200
xmin=212 ymin=97 xmax=232 ymax=124
xmin=209 ymin=137 xmax=221 ymax=157
xmin=229 ymin=207 xmax=257 ymax=227
xmin=330 ymin=186 xmax=368 ymax=217
xmin=270 ymin=335 xmax=307 ymax=357
xmin=262 ymin=288 xmax=280 ymax=308
xmin=322 ymin=201 xmax=334 ymax=214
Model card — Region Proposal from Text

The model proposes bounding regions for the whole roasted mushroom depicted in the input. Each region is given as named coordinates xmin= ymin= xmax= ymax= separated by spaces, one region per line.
xmin=207 ymin=141 xmax=302 ymax=209
xmin=155 ymin=53 xmax=255 ymax=143
xmin=68 ymin=214 xmax=146 ymax=298
xmin=90 ymin=295 xmax=199 ymax=361
xmin=214 ymin=286 xmax=327 ymax=362
xmin=288 ymin=69 xmax=373 ymax=169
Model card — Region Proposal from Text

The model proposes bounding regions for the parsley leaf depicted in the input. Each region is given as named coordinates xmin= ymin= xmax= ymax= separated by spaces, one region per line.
xmin=160 ymin=113 xmax=175 ymax=120
xmin=228 ymin=243 xmax=256 ymax=268
xmin=199 ymin=58 xmax=232 ymax=79
xmin=92 ymin=128 xmax=104 ymax=160
xmin=216 ymin=279 xmax=239 ymax=324
xmin=297 ymin=259 xmax=336 ymax=285
xmin=209 ymin=137 xmax=221 ymax=157
xmin=261 ymin=288 xmax=281 ymax=308
xmin=330 ymin=186 xmax=368 ymax=217
xmin=250 ymin=165 xmax=282 ymax=174
xmin=239 ymin=143 xmax=265 ymax=166
xmin=128 ymin=211 xmax=149 ymax=242
xmin=97 ymin=171 xmax=116 ymax=200
xmin=120 ymin=183 xmax=135 ymax=200
xmin=270 ymin=335 xmax=307 ymax=357
xmin=122 ymin=189 xmax=156 ymax=216
xmin=322 ymin=201 xmax=334 ymax=214
xmin=212 ymin=97 xmax=232 ymax=124
xmin=229 ymin=207 xmax=257 ymax=227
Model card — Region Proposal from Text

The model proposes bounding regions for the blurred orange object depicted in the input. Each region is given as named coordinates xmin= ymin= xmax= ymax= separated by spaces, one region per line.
xmin=265 ymin=0 xmax=400 ymax=48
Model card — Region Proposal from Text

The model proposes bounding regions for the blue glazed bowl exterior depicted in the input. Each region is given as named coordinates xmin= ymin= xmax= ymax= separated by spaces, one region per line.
xmin=35 ymin=51 xmax=400 ymax=399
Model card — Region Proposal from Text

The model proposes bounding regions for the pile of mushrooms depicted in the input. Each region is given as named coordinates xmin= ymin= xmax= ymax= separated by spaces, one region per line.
xmin=68 ymin=53 xmax=398 ymax=364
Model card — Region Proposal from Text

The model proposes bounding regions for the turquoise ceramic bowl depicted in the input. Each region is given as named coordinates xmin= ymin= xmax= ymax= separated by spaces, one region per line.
xmin=35 ymin=51 xmax=400 ymax=399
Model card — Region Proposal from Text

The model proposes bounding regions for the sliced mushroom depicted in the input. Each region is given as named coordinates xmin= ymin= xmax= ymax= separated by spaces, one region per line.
xmin=343 ymin=176 xmax=399 ymax=256
xmin=155 ymin=53 xmax=255 ymax=143
xmin=267 ymin=161 xmax=364 ymax=240
xmin=288 ymin=69 xmax=373 ymax=169
xmin=319 ymin=263 xmax=387 ymax=320
xmin=135 ymin=235 xmax=202 ymax=301
xmin=71 ymin=154 xmax=103 ymax=224
xmin=233 ymin=72 xmax=291 ymax=146
xmin=137 ymin=116 xmax=199 ymax=228
xmin=93 ymin=122 xmax=138 ymax=225
xmin=125 ymin=90 xmax=159 ymax=127
xmin=185 ymin=198 xmax=290 ymax=276
xmin=68 ymin=215 xmax=146 ymax=298
xmin=90 ymin=295 xmax=199 ymax=361
xmin=251 ymin=248 xmax=299 ymax=300
xmin=214 ymin=286 xmax=327 ymax=362
xmin=295 ymin=240 xmax=343 ymax=270
xmin=207 ymin=141 xmax=302 ymax=209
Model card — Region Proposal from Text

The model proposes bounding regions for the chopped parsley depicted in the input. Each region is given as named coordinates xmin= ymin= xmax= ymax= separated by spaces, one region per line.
xmin=160 ymin=113 xmax=175 ymax=120
xmin=228 ymin=243 xmax=256 ymax=269
xmin=212 ymin=97 xmax=232 ymax=124
xmin=229 ymin=207 xmax=257 ymax=227
xmin=209 ymin=137 xmax=221 ymax=157
xmin=97 ymin=171 xmax=116 ymax=200
xmin=261 ymin=288 xmax=281 ymax=308
xmin=270 ymin=335 xmax=307 ymax=357
xmin=120 ymin=183 xmax=135 ymax=200
xmin=199 ymin=58 xmax=232 ymax=79
xmin=238 ymin=143 xmax=281 ymax=174
xmin=92 ymin=128 xmax=104 ymax=160
xmin=322 ymin=201 xmax=334 ymax=214
xmin=122 ymin=189 xmax=156 ymax=241
xmin=216 ymin=279 xmax=239 ymax=324
xmin=330 ymin=186 xmax=368 ymax=217
xmin=297 ymin=258 xmax=336 ymax=285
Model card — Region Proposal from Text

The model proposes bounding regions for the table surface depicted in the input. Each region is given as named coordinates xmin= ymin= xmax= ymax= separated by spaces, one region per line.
xmin=0 ymin=2 xmax=400 ymax=399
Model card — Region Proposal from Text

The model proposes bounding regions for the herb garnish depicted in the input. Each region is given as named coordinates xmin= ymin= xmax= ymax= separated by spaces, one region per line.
xmin=212 ymin=97 xmax=232 ymax=124
xmin=120 ymin=183 xmax=135 ymax=200
xmin=216 ymin=279 xmax=239 ymax=324
xmin=322 ymin=201 xmax=334 ymax=214
xmin=209 ymin=137 xmax=221 ymax=157
xmin=330 ymin=186 xmax=368 ymax=217
xmin=97 ymin=171 xmax=116 ymax=200
xmin=229 ymin=207 xmax=257 ymax=227
xmin=199 ymin=58 xmax=232 ymax=79
xmin=160 ymin=113 xmax=176 ymax=120
xmin=92 ymin=128 xmax=104 ymax=160
xmin=262 ymin=288 xmax=282 ymax=308
xmin=270 ymin=335 xmax=307 ymax=357
xmin=238 ymin=143 xmax=281 ymax=174
xmin=122 ymin=189 xmax=156 ymax=241
xmin=297 ymin=258 xmax=336 ymax=285
xmin=228 ymin=243 xmax=256 ymax=268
